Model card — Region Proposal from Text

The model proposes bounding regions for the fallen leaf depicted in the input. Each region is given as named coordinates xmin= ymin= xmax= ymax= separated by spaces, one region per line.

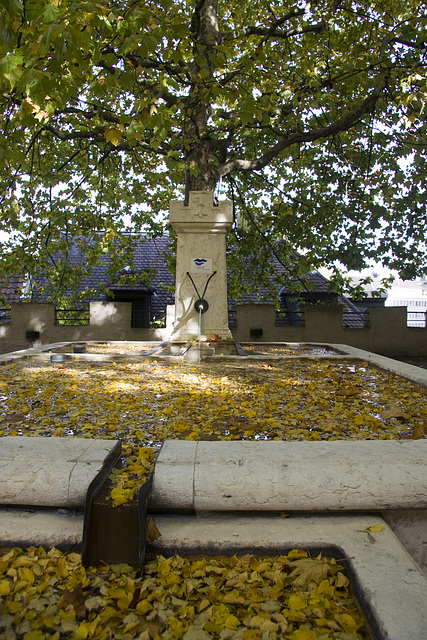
xmin=336 ymin=387 xmax=360 ymax=397
xmin=366 ymin=523 xmax=383 ymax=533
xmin=146 ymin=517 xmax=161 ymax=541
xmin=381 ymin=404 xmax=413 ymax=420
xmin=62 ymin=586 xmax=87 ymax=617
xmin=411 ymin=422 xmax=427 ymax=439
xmin=1 ymin=412 xmax=27 ymax=423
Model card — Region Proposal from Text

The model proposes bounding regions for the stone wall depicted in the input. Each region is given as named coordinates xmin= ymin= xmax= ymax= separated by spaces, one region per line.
xmin=233 ymin=304 xmax=427 ymax=357
xmin=1 ymin=301 xmax=426 ymax=357
xmin=0 ymin=302 xmax=170 ymax=353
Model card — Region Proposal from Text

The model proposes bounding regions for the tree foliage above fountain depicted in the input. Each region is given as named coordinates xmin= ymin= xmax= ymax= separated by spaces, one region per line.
xmin=0 ymin=0 xmax=426 ymax=300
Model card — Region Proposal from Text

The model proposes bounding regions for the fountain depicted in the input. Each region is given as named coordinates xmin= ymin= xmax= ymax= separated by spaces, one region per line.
xmin=169 ymin=191 xmax=234 ymax=342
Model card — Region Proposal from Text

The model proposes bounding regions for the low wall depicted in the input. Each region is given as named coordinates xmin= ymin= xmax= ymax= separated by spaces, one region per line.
xmin=0 ymin=302 xmax=170 ymax=353
xmin=232 ymin=304 xmax=427 ymax=358
xmin=1 ymin=302 xmax=426 ymax=357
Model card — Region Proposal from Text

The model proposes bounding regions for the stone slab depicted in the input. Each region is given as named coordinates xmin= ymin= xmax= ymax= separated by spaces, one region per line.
xmin=0 ymin=509 xmax=84 ymax=549
xmin=149 ymin=440 xmax=427 ymax=512
xmin=151 ymin=441 xmax=197 ymax=511
xmin=148 ymin=513 xmax=427 ymax=640
xmin=0 ymin=437 xmax=120 ymax=508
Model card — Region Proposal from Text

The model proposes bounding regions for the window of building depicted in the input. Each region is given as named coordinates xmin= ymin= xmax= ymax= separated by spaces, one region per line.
xmin=107 ymin=291 xmax=151 ymax=328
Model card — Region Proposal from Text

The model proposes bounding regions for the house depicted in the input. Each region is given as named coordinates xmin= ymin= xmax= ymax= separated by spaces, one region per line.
xmin=30 ymin=236 xmax=175 ymax=328
xmin=11 ymin=235 xmax=365 ymax=329
xmin=1 ymin=277 xmax=24 ymax=304
xmin=230 ymin=257 xmax=365 ymax=328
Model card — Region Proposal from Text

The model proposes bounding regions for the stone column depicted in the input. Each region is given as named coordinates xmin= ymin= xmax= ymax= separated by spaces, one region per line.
xmin=169 ymin=191 xmax=233 ymax=341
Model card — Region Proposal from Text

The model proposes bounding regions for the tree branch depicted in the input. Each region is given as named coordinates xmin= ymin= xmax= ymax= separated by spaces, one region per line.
xmin=218 ymin=86 xmax=384 ymax=177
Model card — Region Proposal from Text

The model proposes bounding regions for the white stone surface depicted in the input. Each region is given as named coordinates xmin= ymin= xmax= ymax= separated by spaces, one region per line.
xmin=0 ymin=437 xmax=120 ymax=508
xmin=169 ymin=191 xmax=233 ymax=341
xmin=151 ymin=441 xmax=197 ymax=511
xmin=149 ymin=439 xmax=427 ymax=512
xmin=148 ymin=514 xmax=427 ymax=640
xmin=0 ymin=508 xmax=84 ymax=549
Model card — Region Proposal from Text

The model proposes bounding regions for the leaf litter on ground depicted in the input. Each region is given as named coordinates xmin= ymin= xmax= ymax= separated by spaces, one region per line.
xmin=0 ymin=545 xmax=370 ymax=639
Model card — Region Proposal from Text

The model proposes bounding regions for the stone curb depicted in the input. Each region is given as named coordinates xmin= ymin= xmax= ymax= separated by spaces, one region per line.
xmin=0 ymin=509 xmax=84 ymax=550
xmin=0 ymin=437 xmax=120 ymax=508
xmin=150 ymin=440 xmax=427 ymax=512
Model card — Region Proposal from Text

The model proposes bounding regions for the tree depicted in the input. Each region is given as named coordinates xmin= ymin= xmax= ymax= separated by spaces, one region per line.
xmin=0 ymin=0 xmax=426 ymax=302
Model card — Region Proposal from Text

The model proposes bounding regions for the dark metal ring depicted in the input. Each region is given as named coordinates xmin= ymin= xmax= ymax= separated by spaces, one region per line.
xmin=194 ymin=298 xmax=209 ymax=314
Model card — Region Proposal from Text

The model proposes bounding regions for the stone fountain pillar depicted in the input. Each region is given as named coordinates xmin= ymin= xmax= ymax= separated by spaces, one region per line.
xmin=169 ymin=191 xmax=233 ymax=341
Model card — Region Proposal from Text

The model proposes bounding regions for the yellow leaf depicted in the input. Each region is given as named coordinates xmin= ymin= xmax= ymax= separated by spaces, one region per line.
xmin=294 ymin=629 xmax=317 ymax=640
xmin=110 ymin=487 xmax=132 ymax=507
xmin=74 ymin=622 xmax=89 ymax=639
xmin=287 ymin=549 xmax=308 ymax=559
xmin=293 ymin=558 xmax=329 ymax=585
xmin=146 ymin=517 xmax=161 ymax=541
xmin=0 ymin=579 xmax=10 ymax=595
xmin=224 ymin=614 xmax=241 ymax=630
xmin=250 ymin=615 xmax=278 ymax=633
xmin=20 ymin=567 xmax=35 ymax=584
xmin=55 ymin=557 xmax=69 ymax=579
xmin=197 ymin=598 xmax=210 ymax=612
xmin=317 ymin=579 xmax=335 ymax=597
xmin=222 ymin=589 xmax=244 ymax=605
xmin=246 ymin=587 xmax=263 ymax=602
xmin=411 ymin=422 xmax=427 ymax=439
xmin=381 ymin=404 xmax=412 ymax=421
xmin=167 ymin=616 xmax=187 ymax=638
xmin=339 ymin=612 xmax=359 ymax=635
xmin=288 ymin=594 xmax=306 ymax=611
xmin=104 ymin=127 xmax=122 ymax=146
xmin=366 ymin=523 xmax=383 ymax=533
xmin=12 ymin=555 xmax=33 ymax=567
xmin=22 ymin=631 xmax=44 ymax=640
xmin=136 ymin=599 xmax=153 ymax=615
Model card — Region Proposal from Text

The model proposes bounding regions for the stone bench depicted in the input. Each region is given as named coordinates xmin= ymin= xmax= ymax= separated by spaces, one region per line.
xmin=0 ymin=436 xmax=120 ymax=508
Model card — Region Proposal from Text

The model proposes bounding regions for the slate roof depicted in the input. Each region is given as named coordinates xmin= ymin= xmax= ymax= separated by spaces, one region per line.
xmin=32 ymin=236 xmax=175 ymax=321
xmin=0 ymin=277 xmax=24 ymax=304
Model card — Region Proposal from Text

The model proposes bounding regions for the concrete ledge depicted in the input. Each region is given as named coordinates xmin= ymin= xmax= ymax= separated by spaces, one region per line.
xmin=150 ymin=440 xmax=427 ymax=512
xmin=148 ymin=513 xmax=427 ymax=640
xmin=0 ymin=437 xmax=120 ymax=508
xmin=0 ymin=509 xmax=84 ymax=549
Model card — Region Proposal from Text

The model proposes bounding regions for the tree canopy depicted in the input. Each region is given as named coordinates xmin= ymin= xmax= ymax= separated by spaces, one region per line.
xmin=0 ymin=0 xmax=426 ymax=302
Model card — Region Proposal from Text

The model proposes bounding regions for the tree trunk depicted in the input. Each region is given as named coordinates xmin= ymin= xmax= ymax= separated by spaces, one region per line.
xmin=184 ymin=0 xmax=221 ymax=191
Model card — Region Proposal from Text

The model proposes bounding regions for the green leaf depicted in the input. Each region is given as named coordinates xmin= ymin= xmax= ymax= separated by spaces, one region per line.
xmin=0 ymin=54 xmax=23 ymax=74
